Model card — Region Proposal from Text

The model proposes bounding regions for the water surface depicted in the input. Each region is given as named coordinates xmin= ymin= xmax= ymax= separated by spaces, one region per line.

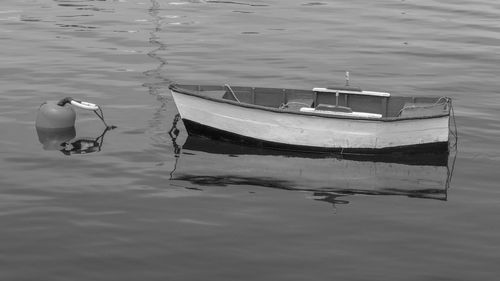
xmin=1 ymin=0 xmax=500 ymax=280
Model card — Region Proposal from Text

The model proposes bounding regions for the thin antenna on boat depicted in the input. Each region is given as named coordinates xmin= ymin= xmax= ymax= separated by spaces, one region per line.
xmin=345 ymin=71 xmax=350 ymax=86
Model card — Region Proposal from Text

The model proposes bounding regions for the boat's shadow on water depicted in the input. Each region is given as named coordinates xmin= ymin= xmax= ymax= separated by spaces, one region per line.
xmin=168 ymin=116 xmax=457 ymax=207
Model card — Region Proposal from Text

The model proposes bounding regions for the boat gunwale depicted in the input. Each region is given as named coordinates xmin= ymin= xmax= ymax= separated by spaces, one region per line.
xmin=169 ymin=84 xmax=451 ymax=122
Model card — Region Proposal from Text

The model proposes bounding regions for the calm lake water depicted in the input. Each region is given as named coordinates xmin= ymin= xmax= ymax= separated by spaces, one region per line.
xmin=1 ymin=0 xmax=500 ymax=280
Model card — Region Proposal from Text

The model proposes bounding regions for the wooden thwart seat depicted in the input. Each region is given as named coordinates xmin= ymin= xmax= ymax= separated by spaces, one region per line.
xmin=299 ymin=107 xmax=383 ymax=118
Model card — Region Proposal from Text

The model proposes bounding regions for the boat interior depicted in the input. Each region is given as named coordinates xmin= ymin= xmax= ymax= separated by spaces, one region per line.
xmin=172 ymin=84 xmax=450 ymax=119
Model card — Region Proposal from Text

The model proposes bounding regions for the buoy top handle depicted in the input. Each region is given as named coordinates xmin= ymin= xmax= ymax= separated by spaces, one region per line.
xmin=57 ymin=97 xmax=73 ymax=107
xmin=54 ymin=97 xmax=114 ymax=129
xmin=57 ymin=97 xmax=99 ymax=111
xmin=70 ymin=100 xmax=99 ymax=111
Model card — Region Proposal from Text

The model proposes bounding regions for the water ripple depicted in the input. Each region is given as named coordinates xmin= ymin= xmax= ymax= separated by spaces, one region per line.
xmin=1 ymin=0 xmax=500 ymax=279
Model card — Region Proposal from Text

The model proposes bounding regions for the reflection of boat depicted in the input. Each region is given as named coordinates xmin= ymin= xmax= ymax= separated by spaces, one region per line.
xmin=170 ymin=133 xmax=455 ymax=204
xmin=170 ymin=83 xmax=455 ymax=153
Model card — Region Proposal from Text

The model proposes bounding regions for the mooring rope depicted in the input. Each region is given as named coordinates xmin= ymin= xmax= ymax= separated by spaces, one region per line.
xmin=396 ymin=96 xmax=451 ymax=117
xmin=279 ymin=101 xmax=311 ymax=110
xmin=449 ymin=99 xmax=458 ymax=147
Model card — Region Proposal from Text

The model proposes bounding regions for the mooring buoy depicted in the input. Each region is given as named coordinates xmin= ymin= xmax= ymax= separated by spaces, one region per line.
xmin=36 ymin=100 xmax=76 ymax=130
xmin=36 ymin=97 xmax=115 ymax=153
xmin=36 ymin=97 xmax=112 ymax=129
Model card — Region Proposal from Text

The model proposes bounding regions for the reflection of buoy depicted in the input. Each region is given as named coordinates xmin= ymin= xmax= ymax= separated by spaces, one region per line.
xmin=36 ymin=100 xmax=76 ymax=129
xmin=36 ymin=126 xmax=76 ymax=151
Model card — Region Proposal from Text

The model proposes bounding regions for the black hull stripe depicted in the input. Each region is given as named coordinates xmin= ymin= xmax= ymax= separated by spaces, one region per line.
xmin=182 ymin=119 xmax=450 ymax=156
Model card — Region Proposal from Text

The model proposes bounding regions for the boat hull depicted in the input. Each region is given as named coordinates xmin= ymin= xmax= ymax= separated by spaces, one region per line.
xmin=171 ymin=90 xmax=450 ymax=153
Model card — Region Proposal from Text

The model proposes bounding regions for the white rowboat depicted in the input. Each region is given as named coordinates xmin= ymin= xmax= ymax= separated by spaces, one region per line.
xmin=169 ymin=83 xmax=454 ymax=154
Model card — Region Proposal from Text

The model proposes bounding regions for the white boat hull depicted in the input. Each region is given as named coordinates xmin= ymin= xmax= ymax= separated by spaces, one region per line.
xmin=171 ymin=90 xmax=450 ymax=152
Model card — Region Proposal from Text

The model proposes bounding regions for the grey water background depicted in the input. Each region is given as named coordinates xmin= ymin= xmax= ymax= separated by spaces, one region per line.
xmin=1 ymin=0 xmax=500 ymax=280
